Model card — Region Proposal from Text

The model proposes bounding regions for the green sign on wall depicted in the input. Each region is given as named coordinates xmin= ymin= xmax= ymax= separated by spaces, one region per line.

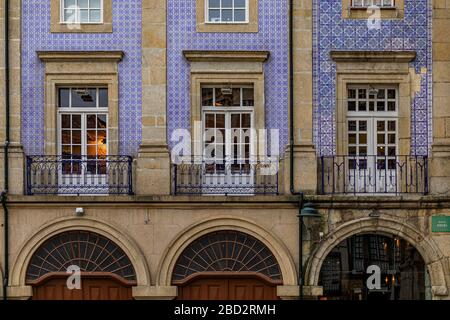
xmin=432 ymin=216 xmax=450 ymax=233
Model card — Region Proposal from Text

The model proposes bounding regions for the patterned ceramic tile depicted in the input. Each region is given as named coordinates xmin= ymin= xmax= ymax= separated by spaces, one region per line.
xmin=313 ymin=0 xmax=432 ymax=156
xmin=167 ymin=0 xmax=289 ymax=154
xmin=22 ymin=0 xmax=142 ymax=156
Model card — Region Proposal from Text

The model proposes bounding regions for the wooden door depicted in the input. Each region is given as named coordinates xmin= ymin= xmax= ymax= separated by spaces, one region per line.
xmin=177 ymin=277 xmax=279 ymax=300
xmin=32 ymin=277 xmax=133 ymax=300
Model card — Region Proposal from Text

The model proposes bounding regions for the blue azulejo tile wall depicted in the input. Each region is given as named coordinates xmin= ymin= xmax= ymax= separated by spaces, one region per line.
xmin=22 ymin=0 xmax=142 ymax=156
xmin=167 ymin=0 xmax=289 ymax=153
xmin=313 ymin=0 xmax=432 ymax=156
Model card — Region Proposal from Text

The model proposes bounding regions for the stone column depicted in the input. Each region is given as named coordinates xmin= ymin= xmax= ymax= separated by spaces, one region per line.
xmin=431 ymin=2 xmax=450 ymax=195
xmin=136 ymin=0 xmax=171 ymax=195
xmin=0 ymin=0 xmax=24 ymax=196
xmin=284 ymin=0 xmax=317 ymax=194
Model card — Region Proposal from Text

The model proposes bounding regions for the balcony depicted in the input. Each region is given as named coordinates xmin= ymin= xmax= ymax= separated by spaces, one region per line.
xmin=26 ymin=155 xmax=133 ymax=195
xmin=172 ymin=159 xmax=279 ymax=195
xmin=318 ymin=155 xmax=428 ymax=195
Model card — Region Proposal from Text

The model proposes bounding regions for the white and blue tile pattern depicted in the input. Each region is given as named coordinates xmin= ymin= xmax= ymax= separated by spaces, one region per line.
xmin=313 ymin=0 xmax=432 ymax=156
xmin=22 ymin=0 xmax=142 ymax=156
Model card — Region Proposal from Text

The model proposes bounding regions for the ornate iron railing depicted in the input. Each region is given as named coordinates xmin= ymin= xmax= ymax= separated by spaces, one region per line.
xmin=26 ymin=155 xmax=133 ymax=195
xmin=318 ymin=155 xmax=428 ymax=195
xmin=172 ymin=159 xmax=279 ymax=195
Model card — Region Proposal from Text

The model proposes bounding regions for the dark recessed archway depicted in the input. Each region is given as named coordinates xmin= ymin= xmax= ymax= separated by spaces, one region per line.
xmin=318 ymin=233 xmax=429 ymax=300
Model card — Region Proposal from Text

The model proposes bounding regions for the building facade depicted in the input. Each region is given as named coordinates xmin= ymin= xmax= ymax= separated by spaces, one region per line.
xmin=0 ymin=0 xmax=449 ymax=300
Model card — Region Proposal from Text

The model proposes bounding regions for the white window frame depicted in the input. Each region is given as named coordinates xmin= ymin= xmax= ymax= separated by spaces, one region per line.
xmin=205 ymin=0 xmax=249 ymax=24
xmin=60 ymin=0 xmax=104 ymax=24
xmin=351 ymin=0 xmax=395 ymax=8
xmin=57 ymin=87 xmax=109 ymax=159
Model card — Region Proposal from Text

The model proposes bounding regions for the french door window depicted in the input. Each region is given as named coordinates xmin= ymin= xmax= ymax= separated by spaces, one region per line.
xmin=201 ymin=85 xmax=254 ymax=190
xmin=206 ymin=0 xmax=248 ymax=23
xmin=346 ymin=86 xmax=398 ymax=193
xmin=351 ymin=0 xmax=394 ymax=8
xmin=58 ymin=87 xmax=108 ymax=176
xmin=61 ymin=0 xmax=103 ymax=24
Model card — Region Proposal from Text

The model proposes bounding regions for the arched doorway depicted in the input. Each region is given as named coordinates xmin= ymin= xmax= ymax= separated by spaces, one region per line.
xmin=318 ymin=233 xmax=430 ymax=300
xmin=172 ymin=230 xmax=283 ymax=300
xmin=26 ymin=230 xmax=137 ymax=300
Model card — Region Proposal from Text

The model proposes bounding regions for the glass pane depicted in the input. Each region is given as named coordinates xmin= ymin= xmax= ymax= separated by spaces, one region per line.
xmin=377 ymin=89 xmax=385 ymax=99
xmin=209 ymin=0 xmax=221 ymax=8
xmin=388 ymin=134 xmax=396 ymax=144
xmin=98 ymin=144 xmax=107 ymax=156
xmin=215 ymin=88 xmax=233 ymax=106
xmin=348 ymin=101 xmax=356 ymax=111
xmin=72 ymin=130 xmax=81 ymax=144
xmin=98 ymin=131 xmax=107 ymax=146
xmin=234 ymin=9 xmax=246 ymax=21
xmin=358 ymin=101 xmax=366 ymax=111
xmin=388 ymin=121 xmax=396 ymax=131
xmin=62 ymin=145 xmax=72 ymax=156
xmin=377 ymin=121 xmax=385 ymax=132
xmin=87 ymin=130 xmax=97 ymax=144
xmin=59 ymin=89 xmax=70 ymax=108
xmin=388 ymin=147 xmax=396 ymax=156
xmin=87 ymin=115 xmax=97 ymax=129
xmin=348 ymin=146 xmax=357 ymax=155
xmin=359 ymin=134 xmax=367 ymax=144
xmin=348 ymin=134 xmax=357 ymax=144
xmin=242 ymin=114 xmax=251 ymax=128
xmin=90 ymin=0 xmax=101 ymax=8
xmin=62 ymin=115 xmax=71 ymax=128
xmin=231 ymin=114 xmax=240 ymax=128
xmin=358 ymin=89 xmax=366 ymax=99
xmin=377 ymin=134 xmax=385 ymax=144
xmin=99 ymin=88 xmax=108 ymax=108
xmin=359 ymin=121 xmax=367 ymax=131
xmin=348 ymin=121 xmax=357 ymax=131
xmin=62 ymin=131 xmax=71 ymax=144
xmin=348 ymin=89 xmax=356 ymax=99
xmin=387 ymin=89 xmax=396 ymax=99
xmin=222 ymin=9 xmax=233 ymax=21
xmin=222 ymin=0 xmax=233 ymax=7
xmin=80 ymin=9 xmax=89 ymax=23
xmin=90 ymin=10 xmax=101 ymax=22
xmin=377 ymin=146 xmax=386 ymax=156
xmin=232 ymin=88 xmax=241 ymax=106
xmin=72 ymin=146 xmax=82 ymax=155
xmin=97 ymin=114 xmax=107 ymax=129
xmin=242 ymin=88 xmax=254 ymax=106
xmin=209 ymin=9 xmax=220 ymax=22
xmin=79 ymin=0 xmax=89 ymax=8
xmin=64 ymin=0 xmax=76 ymax=8
xmin=71 ymin=89 xmax=96 ymax=108
xmin=64 ymin=9 xmax=76 ymax=22
xmin=235 ymin=0 xmax=246 ymax=7
xmin=216 ymin=115 xmax=225 ymax=128
xmin=202 ymin=88 xmax=214 ymax=106
xmin=87 ymin=145 xmax=97 ymax=156
xmin=359 ymin=146 xmax=367 ymax=155
xmin=377 ymin=101 xmax=385 ymax=111
xmin=205 ymin=114 xmax=215 ymax=128
xmin=72 ymin=115 xmax=81 ymax=129
xmin=388 ymin=101 xmax=396 ymax=111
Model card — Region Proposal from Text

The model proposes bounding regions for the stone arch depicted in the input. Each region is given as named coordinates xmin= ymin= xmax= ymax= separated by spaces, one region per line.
xmin=305 ymin=216 xmax=448 ymax=298
xmin=157 ymin=217 xmax=298 ymax=287
xmin=10 ymin=217 xmax=151 ymax=292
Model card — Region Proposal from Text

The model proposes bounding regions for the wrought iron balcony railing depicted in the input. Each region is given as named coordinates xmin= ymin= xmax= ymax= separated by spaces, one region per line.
xmin=318 ymin=155 xmax=428 ymax=195
xmin=172 ymin=159 xmax=279 ymax=195
xmin=26 ymin=155 xmax=133 ymax=195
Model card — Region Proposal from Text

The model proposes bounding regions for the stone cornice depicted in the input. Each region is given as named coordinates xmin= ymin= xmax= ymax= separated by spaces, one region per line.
xmin=330 ymin=51 xmax=416 ymax=63
xmin=183 ymin=50 xmax=270 ymax=62
xmin=37 ymin=51 xmax=125 ymax=62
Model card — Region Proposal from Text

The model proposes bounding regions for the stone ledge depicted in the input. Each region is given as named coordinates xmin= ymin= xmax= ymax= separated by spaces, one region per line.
xmin=132 ymin=286 xmax=177 ymax=300
xmin=183 ymin=50 xmax=270 ymax=63
xmin=330 ymin=50 xmax=416 ymax=63
xmin=37 ymin=51 xmax=124 ymax=62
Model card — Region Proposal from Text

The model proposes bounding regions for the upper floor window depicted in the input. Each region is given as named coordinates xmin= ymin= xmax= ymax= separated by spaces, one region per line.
xmin=61 ymin=0 xmax=103 ymax=24
xmin=351 ymin=0 xmax=395 ymax=8
xmin=206 ymin=0 xmax=248 ymax=23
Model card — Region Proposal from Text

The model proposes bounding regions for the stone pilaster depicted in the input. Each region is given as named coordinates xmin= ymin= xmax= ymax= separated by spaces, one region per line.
xmin=288 ymin=0 xmax=317 ymax=194
xmin=0 ymin=1 xmax=24 ymax=195
xmin=136 ymin=0 xmax=170 ymax=195
xmin=431 ymin=2 xmax=450 ymax=195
